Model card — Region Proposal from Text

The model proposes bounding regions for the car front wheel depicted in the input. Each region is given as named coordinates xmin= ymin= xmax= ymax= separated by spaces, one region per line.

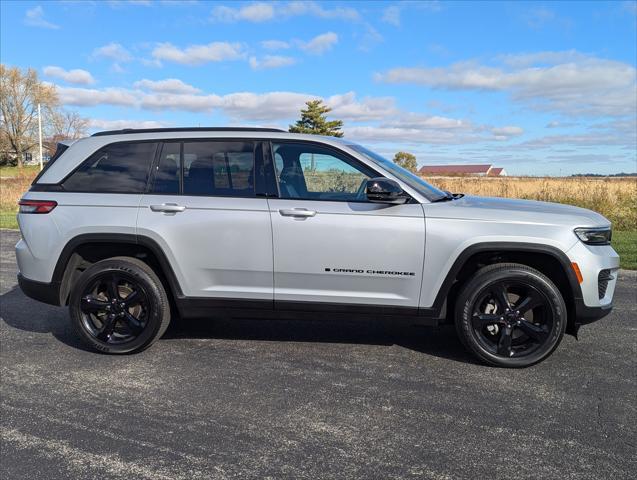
xmin=69 ymin=257 xmax=171 ymax=354
xmin=455 ymin=263 xmax=567 ymax=367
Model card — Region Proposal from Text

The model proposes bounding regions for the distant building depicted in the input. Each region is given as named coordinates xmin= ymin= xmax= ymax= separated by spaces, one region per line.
xmin=0 ymin=149 xmax=39 ymax=166
xmin=487 ymin=167 xmax=506 ymax=177
xmin=419 ymin=164 xmax=508 ymax=176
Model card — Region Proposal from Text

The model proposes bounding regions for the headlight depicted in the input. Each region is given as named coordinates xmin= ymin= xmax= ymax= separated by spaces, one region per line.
xmin=574 ymin=227 xmax=612 ymax=245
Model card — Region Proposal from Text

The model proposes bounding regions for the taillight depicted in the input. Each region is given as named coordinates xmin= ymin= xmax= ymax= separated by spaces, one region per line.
xmin=18 ymin=200 xmax=57 ymax=214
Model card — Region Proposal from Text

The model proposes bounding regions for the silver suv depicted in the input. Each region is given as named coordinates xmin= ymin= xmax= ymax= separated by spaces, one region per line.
xmin=16 ymin=128 xmax=619 ymax=367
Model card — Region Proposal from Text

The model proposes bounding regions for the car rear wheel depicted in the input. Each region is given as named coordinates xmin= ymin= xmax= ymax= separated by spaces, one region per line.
xmin=69 ymin=257 xmax=171 ymax=354
xmin=455 ymin=263 xmax=567 ymax=367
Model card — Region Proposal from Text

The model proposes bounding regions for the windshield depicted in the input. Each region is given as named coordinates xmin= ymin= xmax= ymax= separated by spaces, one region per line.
xmin=347 ymin=144 xmax=447 ymax=201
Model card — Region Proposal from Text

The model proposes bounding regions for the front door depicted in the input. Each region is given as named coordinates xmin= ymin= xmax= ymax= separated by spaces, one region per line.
xmin=268 ymin=141 xmax=425 ymax=308
xmin=137 ymin=139 xmax=274 ymax=300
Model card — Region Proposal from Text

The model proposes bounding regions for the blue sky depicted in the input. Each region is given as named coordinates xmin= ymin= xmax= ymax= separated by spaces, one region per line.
xmin=1 ymin=0 xmax=636 ymax=175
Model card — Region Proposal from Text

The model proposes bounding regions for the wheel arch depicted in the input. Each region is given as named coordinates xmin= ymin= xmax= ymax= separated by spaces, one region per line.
xmin=429 ymin=242 xmax=582 ymax=333
xmin=53 ymin=233 xmax=183 ymax=306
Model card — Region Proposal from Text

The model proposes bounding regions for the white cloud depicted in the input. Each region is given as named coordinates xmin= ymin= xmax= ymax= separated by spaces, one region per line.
xmin=55 ymin=86 xmax=138 ymax=107
xmin=377 ymin=51 xmax=637 ymax=117
xmin=110 ymin=63 xmax=126 ymax=74
xmin=88 ymin=119 xmax=170 ymax=130
xmin=133 ymin=78 xmax=201 ymax=94
xmin=211 ymin=1 xmax=359 ymax=22
xmin=50 ymin=83 xmax=530 ymax=146
xmin=43 ymin=66 xmax=95 ymax=85
xmin=382 ymin=6 xmax=401 ymax=26
xmin=152 ymin=42 xmax=245 ymax=65
xmin=298 ymin=32 xmax=338 ymax=55
xmin=107 ymin=0 xmax=153 ymax=6
xmin=141 ymin=58 xmax=163 ymax=68
xmin=346 ymin=126 xmax=486 ymax=145
xmin=92 ymin=42 xmax=133 ymax=62
xmin=358 ymin=25 xmax=383 ymax=52
xmin=492 ymin=126 xmax=524 ymax=139
xmin=326 ymin=92 xmax=398 ymax=122
xmin=279 ymin=1 xmax=359 ymax=21
xmin=24 ymin=6 xmax=60 ymax=29
xmin=212 ymin=2 xmax=274 ymax=22
xmin=498 ymin=49 xmax=585 ymax=67
xmin=518 ymin=133 xmax=634 ymax=148
xmin=261 ymin=40 xmax=291 ymax=50
xmin=218 ymin=92 xmax=312 ymax=120
xmin=386 ymin=114 xmax=473 ymax=130
xmin=525 ymin=7 xmax=555 ymax=29
xmin=140 ymin=93 xmax=222 ymax=112
xmin=381 ymin=1 xmax=441 ymax=26
xmin=622 ymin=1 xmax=637 ymax=15
xmin=249 ymin=55 xmax=296 ymax=70
xmin=545 ymin=121 xmax=577 ymax=129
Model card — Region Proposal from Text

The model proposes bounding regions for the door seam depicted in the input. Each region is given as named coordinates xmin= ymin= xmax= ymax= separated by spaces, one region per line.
xmin=266 ymin=198 xmax=276 ymax=306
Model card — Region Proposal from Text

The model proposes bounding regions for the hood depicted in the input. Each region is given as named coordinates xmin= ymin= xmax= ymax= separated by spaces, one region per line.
xmin=426 ymin=195 xmax=610 ymax=228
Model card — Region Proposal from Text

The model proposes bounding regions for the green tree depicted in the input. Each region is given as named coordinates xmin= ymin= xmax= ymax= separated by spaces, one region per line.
xmin=289 ymin=99 xmax=344 ymax=137
xmin=393 ymin=151 xmax=418 ymax=173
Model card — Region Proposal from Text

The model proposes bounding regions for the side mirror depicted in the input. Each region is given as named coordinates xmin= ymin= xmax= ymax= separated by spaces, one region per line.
xmin=366 ymin=177 xmax=409 ymax=204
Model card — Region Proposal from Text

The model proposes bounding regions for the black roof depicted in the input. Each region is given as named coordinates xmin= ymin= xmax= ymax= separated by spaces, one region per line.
xmin=91 ymin=127 xmax=286 ymax=137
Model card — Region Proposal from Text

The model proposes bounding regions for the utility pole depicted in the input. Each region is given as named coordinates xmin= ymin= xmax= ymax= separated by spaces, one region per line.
xmin=38 ymin=103 xmax=43 ymax=170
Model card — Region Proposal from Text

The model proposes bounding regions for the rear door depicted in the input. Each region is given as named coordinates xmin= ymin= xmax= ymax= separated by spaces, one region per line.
xmin=137 ymin=139 xmax=274 ymax=301
xmin=267 ymin=141 xmax=425 ymax=309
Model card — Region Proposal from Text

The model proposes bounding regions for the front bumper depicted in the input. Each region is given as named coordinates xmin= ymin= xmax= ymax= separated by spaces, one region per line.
xmin=566 ymin=241 xmax=620 ymax=309
xmin=574 ymin=299 xmax=613 ymax=324
xmin=565 ymin=241 xmax=619 ymax=331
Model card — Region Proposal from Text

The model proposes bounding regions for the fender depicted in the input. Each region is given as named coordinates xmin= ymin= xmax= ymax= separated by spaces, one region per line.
xmin=51 ymin=233 xmax=184 ymax=305
xmin=420 ymin=241 xmax=583 ymax=317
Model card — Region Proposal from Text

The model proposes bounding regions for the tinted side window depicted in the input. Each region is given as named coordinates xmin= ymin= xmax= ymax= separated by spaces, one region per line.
xmin=183 ymin=141 xmax=254 ymax=197
xmin=63 ymin=142 xmax=157 ymax=193
xmin=152 ymin=142 xmax=180 ymax=194
xmin=273 ymin=143 xmax=373 ymax=201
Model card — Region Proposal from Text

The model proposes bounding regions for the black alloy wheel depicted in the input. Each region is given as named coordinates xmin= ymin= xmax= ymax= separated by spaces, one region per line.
xmin=70 ymin=257 xmax=171 ymax=354
xmin=455 ymin=263 xmax=567 ymax=367
xmin=79 ymin=272 xmax=149 ymax=344
xmin=470 ymin=280 xmax=552 ymax=359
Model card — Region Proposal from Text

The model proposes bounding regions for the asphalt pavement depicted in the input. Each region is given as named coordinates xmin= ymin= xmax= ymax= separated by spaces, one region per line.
xmin=1 ymin=228 xmax=636 ymax=480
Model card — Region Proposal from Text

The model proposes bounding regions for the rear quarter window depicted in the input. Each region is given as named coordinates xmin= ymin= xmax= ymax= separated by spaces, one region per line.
xmin=63 ymin=142 xmax=158 ymax=193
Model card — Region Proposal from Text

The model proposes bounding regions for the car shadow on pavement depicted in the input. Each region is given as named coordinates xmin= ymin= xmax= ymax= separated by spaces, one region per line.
xmin=0 ymin=287 xmax=478 ymax=364
xmin=163 ymin=314 xmax=479 ymax=365
xmin=0 ymin=286 xmax=96 ymax=352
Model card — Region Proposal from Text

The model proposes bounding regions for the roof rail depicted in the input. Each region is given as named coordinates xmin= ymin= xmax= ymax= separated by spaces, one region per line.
xmin=91 ymin=127 xmax=286 ymax=137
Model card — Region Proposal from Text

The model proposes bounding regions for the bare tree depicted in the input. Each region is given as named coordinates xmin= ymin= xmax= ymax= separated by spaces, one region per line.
xmin=0 ymin=64 xmax=58 ymax=167
xmin=44 ymin=109 xmax=89 ymax=156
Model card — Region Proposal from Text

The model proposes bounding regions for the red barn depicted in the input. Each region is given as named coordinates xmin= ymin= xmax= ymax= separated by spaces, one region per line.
xmin=419 ymin=164 xmax=508 ymax=176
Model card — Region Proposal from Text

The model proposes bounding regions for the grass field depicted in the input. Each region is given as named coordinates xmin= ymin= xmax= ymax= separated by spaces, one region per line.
xmin=612 ymin=231 xmax=637 ymax=270
xmin=1 ymin=167 xmax=635 ymax=268
xmin=0 ymin=166 xmax=36 ymax=230
xmin=0 ymin=165 xmax=40 ymax=178
xmin=426 ymin=176 xmax=637 ymax=231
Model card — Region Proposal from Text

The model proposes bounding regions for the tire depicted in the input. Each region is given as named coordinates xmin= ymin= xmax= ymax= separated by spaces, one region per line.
xmin=454 ymin=263 xmax=567 ymax=368
xmin=69 ymin=256 xmax=171 ymax=354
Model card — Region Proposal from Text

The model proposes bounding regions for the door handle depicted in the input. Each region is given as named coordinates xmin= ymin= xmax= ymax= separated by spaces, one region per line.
xmin=150 ymin=203 xmax=186 ymax=213
xmin=279 ymin=208 xmax=316 ymax=218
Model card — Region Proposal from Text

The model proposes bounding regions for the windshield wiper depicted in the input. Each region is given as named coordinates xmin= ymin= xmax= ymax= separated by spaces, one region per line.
xmin=431 ymin=191 xmax=464 ymax=202
xmin=431 ymin=190 xmax=454 ymax=202
xmin=431 ymin=194 xmax=453 ymax=202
